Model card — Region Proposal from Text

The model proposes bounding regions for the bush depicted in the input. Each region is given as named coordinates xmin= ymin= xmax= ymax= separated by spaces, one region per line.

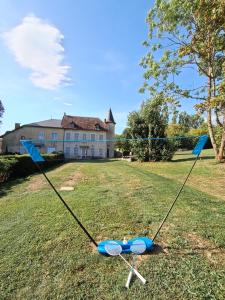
xmin=130 ymin=139 xmax=176 ymax=162
xmin=0 ymin=157 xmax=17 ymax=182
xmin=175 ymin=136 xmax=197 ymax=150
xmin=159 ymin=140 xmax=177 ymax=161
xmin=0 ymin=153 xmax=64 ymax=183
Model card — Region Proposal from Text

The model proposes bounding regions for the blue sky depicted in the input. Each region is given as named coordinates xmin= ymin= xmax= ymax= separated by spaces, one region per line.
xmin=0 ymin=0 xmax=198 ymax=135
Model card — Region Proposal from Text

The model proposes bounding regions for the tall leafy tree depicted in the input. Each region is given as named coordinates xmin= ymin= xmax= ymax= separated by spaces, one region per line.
xmin=127 ymin=95 xmax=175 ymax=161
xmin=178 ymin=112 xmax=204 ymax=132
xmin=140 ymin=0 xmax=225 ymax=161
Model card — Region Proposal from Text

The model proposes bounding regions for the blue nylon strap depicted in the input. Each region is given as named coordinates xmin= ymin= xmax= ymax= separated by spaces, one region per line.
xmin=20 ymin=134 xmax=202 ymax=144
xmin=192 ymin=135 xmax=208 ymax=156
xmin=20 ymin=140 xmax=45 ymax=162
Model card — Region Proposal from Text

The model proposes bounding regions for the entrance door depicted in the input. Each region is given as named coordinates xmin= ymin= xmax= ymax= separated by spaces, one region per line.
xmin=107 ymin=148 xmax=109 ymax=158
xmin=81 ymin=147 xmax=88 ymax=159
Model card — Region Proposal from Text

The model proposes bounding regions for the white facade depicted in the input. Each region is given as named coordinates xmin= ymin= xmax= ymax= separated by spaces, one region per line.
xmin=63 ymin=130 xmax=107 ymax=159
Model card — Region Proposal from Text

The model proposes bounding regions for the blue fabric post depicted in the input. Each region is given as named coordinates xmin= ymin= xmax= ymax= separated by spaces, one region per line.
xmin=20 ymin=140 xmax=45 ymax=162
xmin=192 ymin=135 xmax=208 ymax=156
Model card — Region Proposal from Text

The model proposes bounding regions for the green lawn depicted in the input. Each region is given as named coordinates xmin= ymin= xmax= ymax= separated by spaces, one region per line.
xmin=0 ymin=150 xmax=225 ymax=299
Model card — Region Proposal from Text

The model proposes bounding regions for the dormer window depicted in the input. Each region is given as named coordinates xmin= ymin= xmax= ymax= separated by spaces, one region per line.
xmin=95 ymin=124 xmax=100 ymax=130
xmin=69 ymin=122 xmax=76 ymax=128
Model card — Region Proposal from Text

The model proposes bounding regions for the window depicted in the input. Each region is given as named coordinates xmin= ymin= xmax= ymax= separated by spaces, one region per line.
xmin=47 ymin=147 xmax=56 ymax=153
xmin=51 ymin=132 xmax=58 ymax=140
xmin=65 ymin=132 xmax=71 ymax=140
xmin=91 ymin=146 xmax=95 ymax=157
xmin=65 ymin=147 xmax=70 ymax=155
xmin=99 ymin=134 xmax=103 ymax=141
xmin=21 ymin=136 xmax=26 ymax=140
xmin=83 ymin=133 xmax=87 ymax=141
xmin=74 ymin=133 xmax=79 ymax=140
xmin=38 ymin=132 xmax=45 ymax=140
xmin=91 ymin=134 xmax=95 ymax=141
xmin=69 ymin=122 xmax=76 ymax=128
xmin=95 ymin=124 xmax=100 ymax=130
xmin=81 ymin=147 xmax=87 ymax=157
xmin=99 ymin=148 xmax=103 ymax=156
xmin=74 ymin=147 xmax=79 ymax=156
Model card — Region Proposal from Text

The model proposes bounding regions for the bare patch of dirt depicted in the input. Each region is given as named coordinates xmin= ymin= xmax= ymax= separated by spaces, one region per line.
xmin=187 ymin=233 xmax=214 ymax=249
xmin=126 ymin=179 xmax=142 ymax=189
xmin=90 ymin=235 xmax=105 ymax=254
xmin=186 ymin=233 xmax=225 ymax=264
xmin=26 ymin=175 xmax=46 ymax=192
xmin=62 ymin=171 xmax=87 ymax=187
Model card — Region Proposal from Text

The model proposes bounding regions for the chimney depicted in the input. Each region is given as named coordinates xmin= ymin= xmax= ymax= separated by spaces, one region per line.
xmin=15 ymin=123 xmax=20 ymax=129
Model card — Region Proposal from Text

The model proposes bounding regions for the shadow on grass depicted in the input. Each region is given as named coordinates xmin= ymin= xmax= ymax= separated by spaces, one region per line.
xmin=0 ymin=177 xmax=30 ymax=197
xmin=151 ymin=244 xmax=166 ymax=254
xmin=0 ymin=159 xmax=119 ymax=198
xmin=0 ymin=162 xmax=66 ymax=198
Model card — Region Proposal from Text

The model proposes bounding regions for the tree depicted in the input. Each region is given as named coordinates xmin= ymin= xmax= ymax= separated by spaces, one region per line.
xmin=127 ymin=95 xmax=176 ymax=161
xmin=140 ymin=0 xmax=225 ymax=161
xmin=0 ymin=100 xmax=4 ymax=125
xmin=167 ymin=113 xmax=207 ymax=150
xmin=114 ymin=129 xmax=132 ymax=155
xmin=178 ymin=112 xmax=204 ymax=132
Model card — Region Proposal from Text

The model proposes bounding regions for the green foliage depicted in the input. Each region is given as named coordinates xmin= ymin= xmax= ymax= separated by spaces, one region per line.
xmin=0 ymin=157 xmax=17 ymax=182
xmin=0 ymin=153 xmax=64 ymax=183
xmin=166 ymin=123 xmax=184 ymax=136
xmin=214 ymin=125 xmax=224 ymax=150
xmin=114 ymin=128 xmax=132 ymax=155
xmin=178 ymin=112 xmax=204 ymax=132
xmin=141 ymin=0 xmax=225 ymax=159
xmin=167 ymin=112 xmax=207 ymax=149
xmin=128 ymin=96 xmax=176 ymax=161
xmin=141 ymin=0 xmax=225 ymax=99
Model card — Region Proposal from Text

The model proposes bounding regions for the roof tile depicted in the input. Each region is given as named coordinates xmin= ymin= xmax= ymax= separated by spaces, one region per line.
xmin=61 ymin=115 xmax=108 ymax=131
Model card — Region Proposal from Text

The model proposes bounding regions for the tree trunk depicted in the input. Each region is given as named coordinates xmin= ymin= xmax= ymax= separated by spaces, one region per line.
xmin=207 ymin=75 xmax=219 ymax=159
xmin=218 ymin=115 xmax=225 ymax=161
xmin=207 ymin=108 xmax=219 ymax=158
xmin=148 ymin=124 xmax=151 ymax=161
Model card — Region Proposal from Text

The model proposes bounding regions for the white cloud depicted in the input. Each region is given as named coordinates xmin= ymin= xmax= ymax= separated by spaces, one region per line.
xmin=63 ymin=102 xmax=72 ymax=106
xmin=3 ymin=15 xmax=70 ymax=90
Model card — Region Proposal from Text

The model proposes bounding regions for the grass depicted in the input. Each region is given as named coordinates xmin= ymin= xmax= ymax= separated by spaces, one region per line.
xmin=0 ymin=150 xmax=225 ymax=299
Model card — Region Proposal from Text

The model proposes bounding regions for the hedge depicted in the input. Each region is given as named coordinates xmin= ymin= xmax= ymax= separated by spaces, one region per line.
xmin=0 ymin=153 xmax=64 ymax=183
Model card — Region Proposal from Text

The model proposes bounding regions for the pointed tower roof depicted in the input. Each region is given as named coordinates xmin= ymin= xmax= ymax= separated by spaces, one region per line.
xmin=106 ymin=108 xmax=116 ymax=124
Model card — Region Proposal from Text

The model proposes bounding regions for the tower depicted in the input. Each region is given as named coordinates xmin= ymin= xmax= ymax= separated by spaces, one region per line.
xmin=105 ymin=108 xmax=116 ymax=158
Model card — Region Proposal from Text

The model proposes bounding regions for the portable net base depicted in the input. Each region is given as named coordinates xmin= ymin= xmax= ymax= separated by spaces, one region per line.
xmin=97 ymin=237 xmax=154 ymax=256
